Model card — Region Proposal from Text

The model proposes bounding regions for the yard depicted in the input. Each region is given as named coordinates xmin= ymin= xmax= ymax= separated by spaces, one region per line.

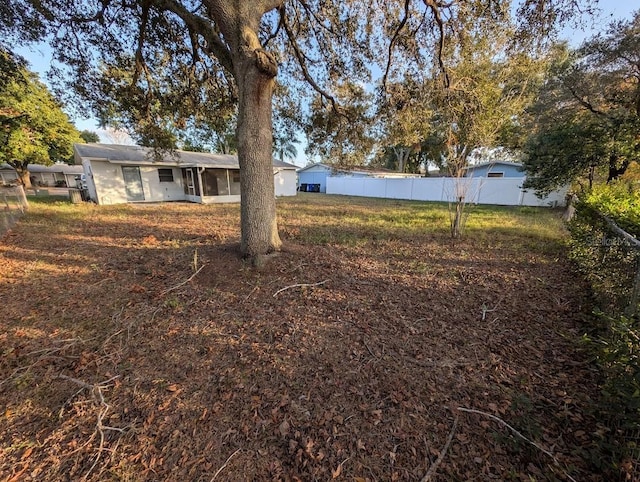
xmin=0 ymin=194 xmax=607 ymax=480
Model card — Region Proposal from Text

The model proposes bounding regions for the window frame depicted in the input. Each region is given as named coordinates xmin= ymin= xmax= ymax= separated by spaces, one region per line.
xmin=158 ymin=168 xmax=175 ymax=183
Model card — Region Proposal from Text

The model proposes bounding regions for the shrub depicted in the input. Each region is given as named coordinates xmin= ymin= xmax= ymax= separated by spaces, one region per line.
xmin=568 ymin=182 xmax=640 ymax=477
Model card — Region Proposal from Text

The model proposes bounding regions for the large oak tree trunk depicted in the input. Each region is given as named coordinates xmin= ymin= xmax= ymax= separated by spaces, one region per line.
xmin=235 ymin=47 xmax=282 ymax=257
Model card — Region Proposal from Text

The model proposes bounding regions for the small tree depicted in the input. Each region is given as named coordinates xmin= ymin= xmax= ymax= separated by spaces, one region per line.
xmin=417 ymin=24 xmax=545 ymax=236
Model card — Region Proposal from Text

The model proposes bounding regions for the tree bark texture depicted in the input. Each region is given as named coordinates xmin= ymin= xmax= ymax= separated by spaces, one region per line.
xmin=229 ymin=16 xmax=282 ymax=256
xmin=205 ymin=2 xmax=283 ymax=257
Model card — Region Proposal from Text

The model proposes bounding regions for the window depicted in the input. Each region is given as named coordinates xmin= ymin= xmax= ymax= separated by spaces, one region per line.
xmin=232 ymin=172 xmax=240 ymax=183
xmin=158 ymin=168 xmax=174 ymax=182
xmin=487 ymin=172 xmax=504 ymax=178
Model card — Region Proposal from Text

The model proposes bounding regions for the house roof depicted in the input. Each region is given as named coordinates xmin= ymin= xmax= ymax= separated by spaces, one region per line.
xmin=296 ymin=162 xmax=330 ymax=173
xmin=28 ymin=163 xmax=84 ymax=174
xmin=0 ymin=163 xmax=83 ymax=174
xmin=74 ymin=143 xmax=297 ymax=170
xmin=464 ymin=161 xmax=523 ymax=171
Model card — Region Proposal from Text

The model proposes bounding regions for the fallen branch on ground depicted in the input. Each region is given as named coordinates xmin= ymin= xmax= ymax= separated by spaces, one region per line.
xmin=0 ymin=339 xmax=87 ymax=388
xmin=457 ymin=407 xmax=577 ymax=482
xmin=160 ymin=264 xmax=206 ymax=295
xmin=210 ymin=448 xmax=242 ymax=481
xmin=58 ymin=374 xmax=125 ymax=480
xmin=272 ymin=279 xmax=329 ymax=297
xmin=421 ymin=414 xmax=458 ymax=482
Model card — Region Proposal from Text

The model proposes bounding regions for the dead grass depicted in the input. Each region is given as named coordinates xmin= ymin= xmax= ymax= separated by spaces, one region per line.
xmin=0 ymin=194 xmax=606 ymax=481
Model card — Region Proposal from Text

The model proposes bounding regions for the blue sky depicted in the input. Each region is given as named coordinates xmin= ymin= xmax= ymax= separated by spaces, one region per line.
xmin=14 ymin=2 xmax=639 ymax=166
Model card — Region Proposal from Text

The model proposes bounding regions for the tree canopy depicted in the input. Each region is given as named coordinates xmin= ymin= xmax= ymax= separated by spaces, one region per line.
xmin=0 ymin=49 xmax=82 ymax=187
xmin=2 ymin=0 xmax=596 ymax=256
xmin=523 ymin=12 xmax=640 ymax=194
xmin=80 ymin=130 xmax=100 ymax=143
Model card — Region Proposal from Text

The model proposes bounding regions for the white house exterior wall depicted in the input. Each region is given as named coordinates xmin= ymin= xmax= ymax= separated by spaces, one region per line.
xmin=139 ymin=166 xmax=184 ymax=202
xmin=86 ymin=159 xmax=129 ymax=205
xmin=201 ymin=195 xmax=242 ymax=204
xmin=87 ymin=161 xmax=185 ymax=205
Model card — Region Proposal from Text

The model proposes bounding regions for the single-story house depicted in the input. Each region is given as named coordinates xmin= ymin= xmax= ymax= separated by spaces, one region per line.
xmin=0 ymin=162 xmax=84 ymax=187
xmin=463 ymin=161 xmax=525 ymax=179
xmin=297 ymin=162 xmax=421 ymax=193
xmin=73 ymin=143 xmax=298 ymax=205
xmin=28 ymin=163 xmax=84 ymax=187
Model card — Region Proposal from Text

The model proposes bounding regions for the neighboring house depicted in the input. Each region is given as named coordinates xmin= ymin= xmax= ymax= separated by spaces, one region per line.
xmin=0 ymin=162 xmax=83 ymax=187
xmin=0 ymin=164 xmax=18 ymax=185
xmin=463 ymin=161 xmax=525 ymax=179
xmin=297 ymin=162 xmax=420 ymax=193
xmin=73 ymin=143 xmax=298 ymax=205
xmin=28 ymin=163 xmax=84 ymax=187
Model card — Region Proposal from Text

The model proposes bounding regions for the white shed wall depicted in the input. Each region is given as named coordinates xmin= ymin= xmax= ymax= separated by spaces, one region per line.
xmin=298 ymin=170 xmax=329 ymax=193
xmin=86 ymin=161 xmax=186 ymax=205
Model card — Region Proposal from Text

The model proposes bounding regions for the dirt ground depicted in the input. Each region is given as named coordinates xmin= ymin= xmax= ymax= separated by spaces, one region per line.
xmin=0 ymin=197 xmax=608 ymax=481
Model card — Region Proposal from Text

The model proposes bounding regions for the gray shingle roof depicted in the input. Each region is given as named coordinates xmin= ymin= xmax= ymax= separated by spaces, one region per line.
xmin=0 ymin=163 xmax=83 ymax=174
xmin=74 ymin=143 xmax=297 ymax=169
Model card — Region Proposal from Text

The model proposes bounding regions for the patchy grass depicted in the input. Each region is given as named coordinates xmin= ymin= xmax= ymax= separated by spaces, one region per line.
xmin=0 ymin=195 xmax=606 ymax=481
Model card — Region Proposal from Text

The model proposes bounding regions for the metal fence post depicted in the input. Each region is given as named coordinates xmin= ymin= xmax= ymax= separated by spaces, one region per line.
xmin=629 ymin=260 xmax=640 ymax=317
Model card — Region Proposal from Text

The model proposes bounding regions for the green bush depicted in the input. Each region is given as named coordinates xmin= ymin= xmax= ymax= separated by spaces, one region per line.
xmin=568 ymin=183 xmax=640 ymax=476
xmin=583 ymin=182 xmax=640 ymax=237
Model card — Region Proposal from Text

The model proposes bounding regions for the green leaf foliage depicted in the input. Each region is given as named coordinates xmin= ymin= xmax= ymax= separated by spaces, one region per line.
xmin=568 ymin=182 xmax=640 ymax=473
xmin=79 ymin=129 xmax=100 ymax=143
xmin=523 ymin=13 xmax=640 ymax=194
xmin=0 ymin=48 xmax=82 ymax=179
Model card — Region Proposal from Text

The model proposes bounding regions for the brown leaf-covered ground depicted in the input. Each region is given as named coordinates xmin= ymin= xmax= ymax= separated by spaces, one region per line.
xmin=0 ymin=194 xmax=608 ymax=481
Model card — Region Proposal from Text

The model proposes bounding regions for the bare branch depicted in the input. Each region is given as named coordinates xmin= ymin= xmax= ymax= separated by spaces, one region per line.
xmin=424 ymin=0 xmax=450 ymax=88
xmin=421 ymin=414 xmax=458 ymax=482
xmin=160 ymin=263 xmax=207 ymax=295
xmin=564 ymin=82 xmax=612 ymax=120
xmin=273 ymin=279 xmax=329 ymax=297
xmin=210 ymin=449 xmax=242 ymax=481
xmin=152 ymin=0 xmax=233 ymax=72
xmin=262 ymin=3 xmax=285 ymax=48
xmin=457 ymin=406 xmax=579 ymax=482
xmin=280 ymin=6 xmax=341 ymax=113
xmin=382 ymin=0 xmax=412 ymax=91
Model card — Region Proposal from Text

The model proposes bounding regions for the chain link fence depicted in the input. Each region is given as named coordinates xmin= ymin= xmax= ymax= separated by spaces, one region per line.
xmin=1 ymin=185 xmax=28 ymax=236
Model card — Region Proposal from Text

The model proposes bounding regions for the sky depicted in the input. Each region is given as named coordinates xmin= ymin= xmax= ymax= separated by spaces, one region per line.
xmin=13 ymin=1 xmax=640 ymax=167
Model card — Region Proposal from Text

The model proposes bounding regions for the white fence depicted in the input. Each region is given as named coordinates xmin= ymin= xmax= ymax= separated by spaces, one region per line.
xmin=326 ymin=176 xmax=567 ymax=207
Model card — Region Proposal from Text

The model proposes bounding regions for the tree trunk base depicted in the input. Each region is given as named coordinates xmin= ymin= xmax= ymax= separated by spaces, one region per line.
xmin=250 ymin=251 xmax=281 ymax=270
